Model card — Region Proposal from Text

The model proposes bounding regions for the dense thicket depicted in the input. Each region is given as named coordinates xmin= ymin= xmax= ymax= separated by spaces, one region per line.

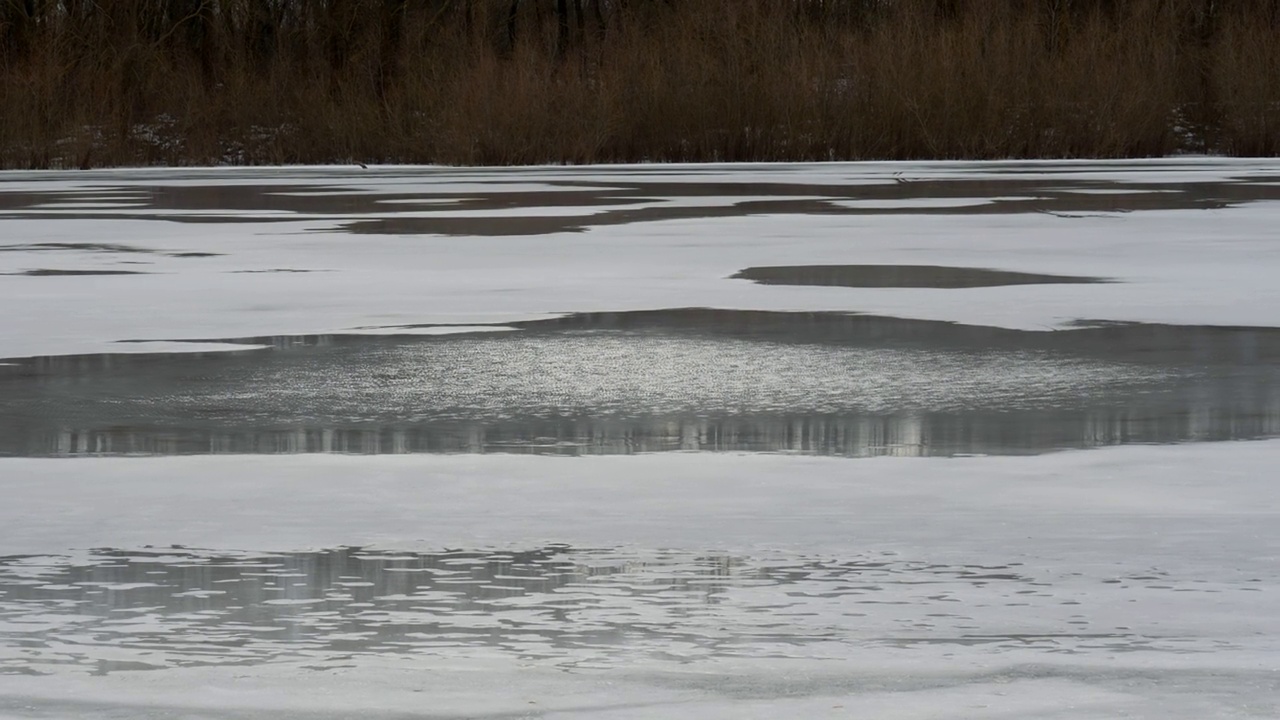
xmin=1 ymin=0 xmax=1277 ymax=168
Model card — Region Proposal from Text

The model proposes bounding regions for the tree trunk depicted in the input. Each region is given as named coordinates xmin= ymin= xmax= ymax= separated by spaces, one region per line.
xmin=556 ymin=0 xmax=570 ymax=57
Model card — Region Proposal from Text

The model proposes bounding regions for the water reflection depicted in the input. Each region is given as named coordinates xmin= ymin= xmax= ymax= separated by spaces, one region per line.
xmin=20 ymin=409 xmax=1280 ymax=458
xmin=1 ymin=311 xmax=1277 ymax=457
xmin=0 ymin=546 xmax=1246 ymax=675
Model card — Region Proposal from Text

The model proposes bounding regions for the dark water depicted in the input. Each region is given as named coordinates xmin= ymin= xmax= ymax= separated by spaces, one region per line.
xmin=3 ymin=168 xmax=1280 ymax=238
xmin=1 ymin=310 xmax=1276 ymax=457
xmin=2 ymin=269 xmax=148 ymax=277
xmin=731 ymin=265 xmax=1107 ymax=289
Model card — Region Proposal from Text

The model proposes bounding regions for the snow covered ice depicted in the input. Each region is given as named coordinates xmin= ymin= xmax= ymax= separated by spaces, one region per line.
xmin=1 ymin=159 xmax=1278 ymax=718
xmin=3 ymin=158 xmax=1280 ymax=357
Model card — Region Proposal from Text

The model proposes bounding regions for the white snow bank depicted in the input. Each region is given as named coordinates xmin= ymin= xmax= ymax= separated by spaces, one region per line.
xmin=2 ymin=156 xmax=1277 ymax=188
xmin=0 ymin=662 xmax=1217 ymax=720
xmin=2 ymin=440 xmax=1275 ymax=560
xmin=104 ymin=341 xmax=271 ymax=354
xmin=337 ymin=325 xmax=518 ymax=336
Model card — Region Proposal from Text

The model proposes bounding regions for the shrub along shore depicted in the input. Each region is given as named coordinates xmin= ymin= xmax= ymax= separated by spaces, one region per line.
xmin=1 ymin=0 xmax=1277 ymax=168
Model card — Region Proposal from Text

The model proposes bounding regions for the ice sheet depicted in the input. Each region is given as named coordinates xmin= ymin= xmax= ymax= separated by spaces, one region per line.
xmin=3 ymin=440 xmax=1275 ymax=554
xmin=0 ymin=441 xmax=1276 ymax=718
xmin=2 ymin=160 xmax=1279 ymax=359
xmin=336 ymin=325 xmax=518 ymax=336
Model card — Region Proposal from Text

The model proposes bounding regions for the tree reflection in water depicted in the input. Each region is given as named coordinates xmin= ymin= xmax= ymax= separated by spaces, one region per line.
xmin=3 ymin=310 xmax=1278 ymax=457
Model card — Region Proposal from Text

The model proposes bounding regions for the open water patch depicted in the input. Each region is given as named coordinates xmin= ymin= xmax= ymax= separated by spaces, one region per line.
xmin=5 ymin=269 xmax=150 ymax=277
xmin=731 ymin=265 xmax=1108 ymax=289
xmin=1 ymin=310 xmax=1276 ymax=457
xmin=5 ymin=172 xmax=1280 ymax=236
xmin=0 ymin=242 xmax=153 ymax=254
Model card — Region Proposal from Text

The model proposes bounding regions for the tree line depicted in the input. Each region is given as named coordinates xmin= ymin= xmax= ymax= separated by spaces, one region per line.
xmin=1 ymin=0 xmax=1277 ymax=167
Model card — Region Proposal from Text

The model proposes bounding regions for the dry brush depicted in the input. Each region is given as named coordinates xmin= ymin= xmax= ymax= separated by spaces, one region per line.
xmin=1 ymin=0 xmax=1277 ymax=167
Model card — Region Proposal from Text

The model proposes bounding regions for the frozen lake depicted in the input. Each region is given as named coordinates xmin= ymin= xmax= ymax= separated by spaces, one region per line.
xmin=1 ymin=160 xmax=1278 ymax=718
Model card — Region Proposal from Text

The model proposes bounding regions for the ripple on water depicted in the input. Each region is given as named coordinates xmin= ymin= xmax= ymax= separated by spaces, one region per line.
xmin=4 ymin=312 xmax=1279 ymax=457
xmin=0 ymin=546 xmax=1253 ymax=675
